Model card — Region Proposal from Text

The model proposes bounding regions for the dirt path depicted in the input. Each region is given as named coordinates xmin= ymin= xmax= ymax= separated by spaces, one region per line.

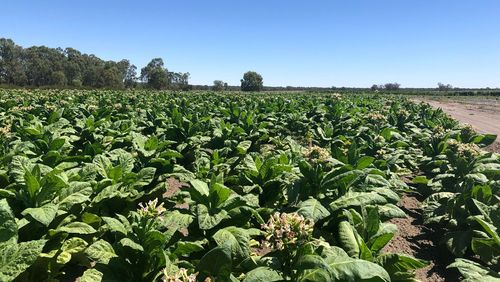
xmin=413 ymin=98 xmax=500 ymax=152
xmin=383 ymin=193 xmax=459 ymax=281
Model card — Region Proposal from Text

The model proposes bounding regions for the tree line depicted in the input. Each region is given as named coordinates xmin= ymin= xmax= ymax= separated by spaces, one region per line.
xmin=0 ymin=38 xmax=190 ymax=90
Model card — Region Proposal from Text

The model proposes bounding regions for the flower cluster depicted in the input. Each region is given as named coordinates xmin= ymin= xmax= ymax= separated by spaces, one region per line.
xmin=87 ymin=104 xmax=98 ymax=111
xmin=367 ymin=112 xmax=387 ymax=123
xmin=447 ymin=139 xmax=481 ymax=158
xmin=374 ymin=135 xmax=386 ymax=144
xmin=397 ymin=109 xmax=410 ymax=119
xmin=45 ymin=104 xmax=57 ymax=111
xmin=331 ymin=93 xmax=342 ymax=100
xmin=261 ymin=212 xmax=314 ymax=251
xmin=460 ymin=124 xmax=475 ymax=139
xmin=376 ymin=148 xmax=387 ymax=157
xmin=457 ymin=142 xmax=481 ymax=158
xmin=137 ymin=198 xmax=166 ymax=218
xmin=0 ymin=122 xmax=12 ymax=137
xmin=11 ymin=105 xmax=34 ymax=112
xmin=433 ymin=125 xmax=445 ymax=135
xmin=303 ymin=145 xmax=331 ymax=164
xmin=162 ymin=268 xmax=198 ymax=282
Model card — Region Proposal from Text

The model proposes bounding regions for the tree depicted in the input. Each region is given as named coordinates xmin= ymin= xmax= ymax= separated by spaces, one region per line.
xmin=124 ymin=64 xmax=137 ymax=88
xmin=50 ymin=71 xmax=67 ymax=86
xmin=384 ymin=82 xmax=401 ymax=90
xmin=240 ymin=71 xmax=263 ymax=91
xmin=0 ymin=38 xmax=188 ymax=89
xmin=141 ymin=58 xmax=169 ymax=89
xmin=0 ymin=38 xmax=27 ymax=85
xmin=437 ymin=82 xmax=453 ymax=91
xmin=100 ymin=62 xmax=123 ymax=89
xmin=371 ymin=84 xmax=379 ymax=91
xmin=212 ymin=80 xmax=225 ymax=91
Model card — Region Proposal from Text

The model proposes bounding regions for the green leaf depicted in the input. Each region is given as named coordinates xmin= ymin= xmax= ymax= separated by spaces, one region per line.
xmin=173 ymin=241 xmax=205 ymax=257
xmin=356 ymin=156 xmax=374 ymax=169
xmin=447 ymin=258 xmax=500 ymax=280
xmin=236 ymin=140 xmax=252 ymax=155
xmin=337 ymin=221 xmax=360 ymax=258
xmin=297 ymin=198 xmax=330 ymax=222
xmin=49 ymin=138 xmax=66 ymax=151
xmin=209 ymin=182 xmax=232 ymax=207
xmin=85 ymin=239 xmax=117 ymax=264
xmin=296 ymin=253 xmax=391 ymax=282
xmin=57 ymin=222 xmax=97 ymax=234
xmin=471 ymin=238 xmax=500 ymax=265
xmin=188 ymin=179 xmax=209 ymax=203
xmin=119 ymin=238 xmax=144 ymax=252
xmin=197 ymin=204 xmax=228 ymax=230
xmin=377 ymin=204 xmax=406 ymax=220
xmin=470 ymin=216 xmax=500 ymax=245
xmin=330 ymin=192 xmax=387 ymax=212
xmin=213 ymin=226 xmax=250 ymax=261
xmin=243 ymin=267 xmax=283 ymax=282
xmin=295 ymin=254 xmax=334 ymax=282
xmin=102 ymin=216 xmax=128 ymax=236
xmin=365 ymin=207 xmax=380 ymax=239
xmin=368 ymin=223 xmax=397 ymax=254
xmin=22 ymin=203 xmax=58 ymax=226
xmin=412 ymin=176 xmax=428 ymax=184
xmin=0 ymin=199 xmax=17 ymax=243
xmin=197 ymin=245 xmax=232 ymax=280
xmin=62 ymin=237 xmax=88 ymax=254
xmin=443 ymin=230 xmax=473 ymax=257
xmin=56 ymin=251 xmax=72 ymax=264
xmin=329 ymin=258 xmax=390 ymax=282
xmin=0 ymin=239 xmax=47 ymax=281
xmin=24 ymin=170 xmax=40 ymax=198
xmin=471 ymin=134 xmax=496 ymax=146
xmin=132 ymin=167 xmax=156 ymax=188
xmin=369 ymin=233 xmax=394 ymax=254
xmin=80 ymin=268 xmax=103 ymax=282
xmin=376 ymin=253 xmax=428 ymax=276
xmin=57 ymin=182 xmax=93 ymax=211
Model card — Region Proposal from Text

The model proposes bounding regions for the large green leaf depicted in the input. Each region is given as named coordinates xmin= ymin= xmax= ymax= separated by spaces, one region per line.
xmin=297 ymin=198 xmax=330 ymax=222
xmin=296 ymin=253 xmax=391 ymax=282
xmin=447 ymin=258 xmax=500 ymax=281
xmin=213 ymin=226 xmax=250 ymax=261
xmin=197 ymin=244 xmax=233 ymax=280
xmin=197 ymin=204 xmax=228 ymax=230
xmin=57 ymin=182 xmax=92 ymax=211
xmin=0 ymin=199 xmax=17 ymax=243
xmin=330 ymin=192 xmax=387 ymax=212
xmin=56 ymin=222 xmax=97 ymax=235
xmin=188 ymin=179 xmax=209 ymax=203
xmin=102 ymin=216 xmax=128 ymax=236
xmin=0 ymin=239 xmax=47 ymax=281
xmin=85 ymin=239 xmax=117 ymax=264
xmin=243 ymin=267 xmax=283 ymax=282
xmin=337 ymin=221 xmax=360 ymax=258
xmin=376 ymin=253 xmax=428 ymax=278
xmin=21 ymin=203 xmax=58 ymax=226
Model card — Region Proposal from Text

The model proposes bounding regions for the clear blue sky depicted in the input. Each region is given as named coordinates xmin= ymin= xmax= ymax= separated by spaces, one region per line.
xmin=1 ymin=0 xmax=499 ymax=88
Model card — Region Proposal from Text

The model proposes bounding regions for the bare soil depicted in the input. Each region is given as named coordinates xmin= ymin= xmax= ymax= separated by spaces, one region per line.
xmin=413 ymin=97 xmax=500 ymax=153
xmin=383 ymin=193 xmax=459 ymax=281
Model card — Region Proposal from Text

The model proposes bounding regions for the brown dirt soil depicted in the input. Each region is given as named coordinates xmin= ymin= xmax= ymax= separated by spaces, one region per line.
xmin=383 ymin=194 xmax=459 ymax=281
xmin=413 ymin=98 xmax=500 ymax=153
xmin=163 ymin=177 xmax=186 ymax=198
xmin=164 ymin=177 xmax=190 ymax=209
